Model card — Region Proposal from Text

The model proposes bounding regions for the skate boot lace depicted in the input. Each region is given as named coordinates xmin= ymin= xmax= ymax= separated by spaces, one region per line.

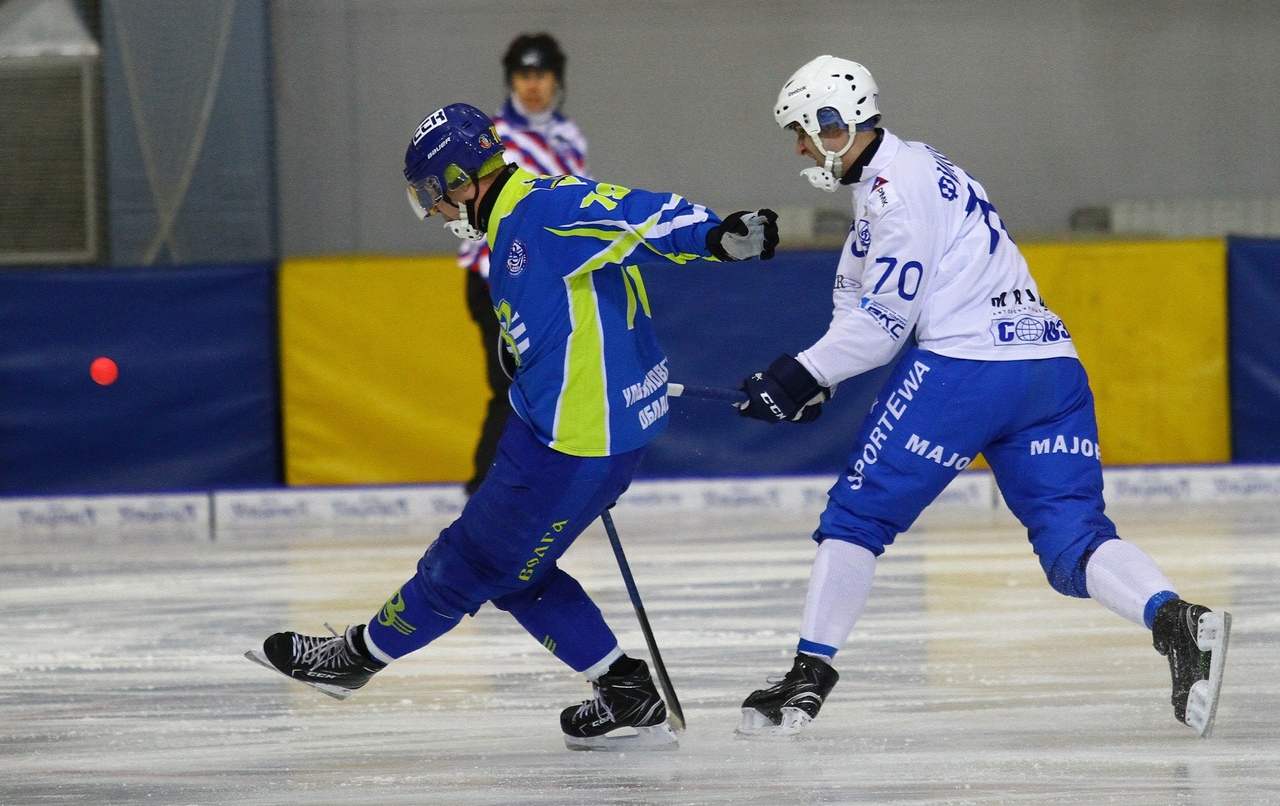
xmin=764 ymin=666 xmax=807 ymax=688
xmin=298 ymin=623 xmax=352 ymax=671
xmin=573 ymin=687 xmax=614 ymax=723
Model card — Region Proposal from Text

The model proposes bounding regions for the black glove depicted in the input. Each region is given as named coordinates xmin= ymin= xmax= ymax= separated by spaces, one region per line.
xmin=736 ymin=354 xmax=835 ymax=424
xmin=707 ymin=209 xmax=779 ymax=261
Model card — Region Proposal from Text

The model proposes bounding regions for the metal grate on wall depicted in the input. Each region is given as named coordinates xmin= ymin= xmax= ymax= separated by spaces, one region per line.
xmin=0 ymin=61 xmax=98 ymax=263
xmin=0 ymin=0 xmax=101 ymax=265
xmin=1071 ymin=198 xmax=1280 ymax=239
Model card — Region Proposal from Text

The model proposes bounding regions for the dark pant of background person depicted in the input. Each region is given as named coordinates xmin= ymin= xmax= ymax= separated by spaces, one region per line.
xmin=466 ymin=269 xmax=513 ymax=496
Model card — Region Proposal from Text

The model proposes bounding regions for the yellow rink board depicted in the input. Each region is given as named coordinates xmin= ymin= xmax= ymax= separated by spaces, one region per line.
xmin=280 ymin=256 xmax=488 ymax=485
xmin=1020 ymin=238 xmax=1229 ymax=465
xmin=280 ymin=241 xmax=1230 ymax=485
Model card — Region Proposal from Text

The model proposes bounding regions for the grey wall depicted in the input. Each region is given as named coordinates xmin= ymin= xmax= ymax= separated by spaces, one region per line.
xmin=272 ymin=0 xmax=1280 ymax=257
xmin=104 ymin=0 xmax=275 ymax=265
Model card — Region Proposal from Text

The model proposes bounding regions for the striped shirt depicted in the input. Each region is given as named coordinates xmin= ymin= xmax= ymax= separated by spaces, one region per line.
xmin=459 ymin=98 xmax=590 ymax=280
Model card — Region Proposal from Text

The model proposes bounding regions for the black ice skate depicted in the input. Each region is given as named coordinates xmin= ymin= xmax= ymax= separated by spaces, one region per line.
xmin=737 ymin=653 xmax=839 ymax=737
xmin=560 ymin=656 xmax=678 ymax=751
xmin=1152 ymin=599 xmax=1231 ymax=737
xmin=245 ymin=623 xmax=386 ymax=701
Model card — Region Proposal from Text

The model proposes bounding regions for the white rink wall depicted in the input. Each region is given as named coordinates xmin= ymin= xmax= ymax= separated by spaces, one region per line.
xmin=3 ymin=464 xmax=1280 ymax=541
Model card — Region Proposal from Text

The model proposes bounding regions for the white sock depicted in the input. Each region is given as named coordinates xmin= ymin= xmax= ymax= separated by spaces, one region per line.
xmin=1085 ymin=539 xmax=1176 ymax=626
xmin=361 ymin=627 xmax=396 ymax=665
xmin=582 ymin=645 xmax=624 ymax=680
xmin=798 ymin=540 xmax=877 ymax=657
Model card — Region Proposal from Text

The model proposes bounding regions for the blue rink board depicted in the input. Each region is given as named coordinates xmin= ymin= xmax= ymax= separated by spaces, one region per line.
xmin=0 ymin=262 xmax=281 ymax=494
xmin=1227 ymin=237 xmax=1280 ymax=463
xmin=636 ymin=248 xmax=900 ymax=478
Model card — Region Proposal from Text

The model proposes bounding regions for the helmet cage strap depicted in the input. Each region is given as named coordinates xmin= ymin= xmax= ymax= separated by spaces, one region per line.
xmin=443 ymin=182 xmax=485 ymax=241
xmin=801 ymin=125 xmax=857 ymax=193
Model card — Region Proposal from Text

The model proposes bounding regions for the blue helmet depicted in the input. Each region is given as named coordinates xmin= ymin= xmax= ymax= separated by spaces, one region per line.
xmin=404 ymin=103 xmax=505 ymax=219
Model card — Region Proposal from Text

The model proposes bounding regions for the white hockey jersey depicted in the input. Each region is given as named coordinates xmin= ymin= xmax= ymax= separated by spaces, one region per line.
xmin=797 ymin=130 xmax=1078 ymax=388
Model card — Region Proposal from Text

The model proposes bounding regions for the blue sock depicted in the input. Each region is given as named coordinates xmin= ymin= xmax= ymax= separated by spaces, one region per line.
xmin=798 ymin=638 xmax=838 ymax=660
xmin=1143 ymin=589 xmax=1180 ymax=630
xmin=364 ymin=579 xmax=462 ymax=661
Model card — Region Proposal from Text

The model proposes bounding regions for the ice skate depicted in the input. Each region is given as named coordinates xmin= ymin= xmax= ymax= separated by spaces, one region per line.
xmin=1152 ymin=599 xmax=1231 ymax=737
xmin=245 ymin=623 xmax=386 ymax=701
xmin=561 ymin=657 xmax=678 ymax=751
xmin=737 ymin=653 xmax=839 ymax=737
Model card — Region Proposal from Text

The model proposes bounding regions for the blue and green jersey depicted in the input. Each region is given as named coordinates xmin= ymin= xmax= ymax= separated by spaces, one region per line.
xmin=486 ymin=167 xmax=721 ymax=457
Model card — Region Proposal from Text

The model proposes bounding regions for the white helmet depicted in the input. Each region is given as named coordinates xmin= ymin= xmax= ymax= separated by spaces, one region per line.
xmin=775 ymin=56 xmax=880 ymax=191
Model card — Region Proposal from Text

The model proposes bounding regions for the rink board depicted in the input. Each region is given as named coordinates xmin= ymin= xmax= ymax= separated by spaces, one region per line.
xmin=3 ymin=464 xmax=1280 ymax=541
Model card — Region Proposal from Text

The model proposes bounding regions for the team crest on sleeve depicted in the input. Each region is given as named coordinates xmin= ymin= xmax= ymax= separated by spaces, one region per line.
xmin=506 ymin=239 xmax=528 ymax=276
xmin=850 ymin=218 xmax=872 ymax=258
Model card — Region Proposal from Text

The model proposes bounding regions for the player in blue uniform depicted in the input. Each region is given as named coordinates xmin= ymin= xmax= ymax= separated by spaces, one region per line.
xmin=248 ymin=103 xmax=778 ymax=750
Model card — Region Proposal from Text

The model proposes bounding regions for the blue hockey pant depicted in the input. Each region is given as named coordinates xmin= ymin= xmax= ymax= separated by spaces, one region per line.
xmin=818 ymin=348 xmax=1117 ymax=597
xmin=366 ymin=415 xmax=644 ymax=671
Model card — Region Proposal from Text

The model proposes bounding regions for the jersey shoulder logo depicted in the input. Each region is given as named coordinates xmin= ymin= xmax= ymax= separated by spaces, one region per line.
xmin=867 ymin=175 xmax=895 ymax=208
xmin=507 ymin=239 xmax=528 ymax=277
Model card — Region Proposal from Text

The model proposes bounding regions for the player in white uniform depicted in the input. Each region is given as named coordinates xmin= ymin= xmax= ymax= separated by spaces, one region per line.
xmin=733 ymin=56 xmax=1231 ymax=738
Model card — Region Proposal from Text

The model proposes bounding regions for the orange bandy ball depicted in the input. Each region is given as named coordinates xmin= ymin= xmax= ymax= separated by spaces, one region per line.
xmin=90 ymin=357 xmax=118 ymax=385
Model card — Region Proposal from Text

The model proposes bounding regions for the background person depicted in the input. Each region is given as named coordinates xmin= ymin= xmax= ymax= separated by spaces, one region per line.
xmin=459 ymin=32 xmax=589 ymax=496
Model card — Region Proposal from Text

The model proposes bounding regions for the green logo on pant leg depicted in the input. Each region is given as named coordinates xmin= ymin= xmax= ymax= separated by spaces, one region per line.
xmin=518 ymin=519 xmax=569 ymax=581
xmin=377 ymin=588 xmax=416 ymax=635
xmin=543 ymin=635 xmax=557 ymax=654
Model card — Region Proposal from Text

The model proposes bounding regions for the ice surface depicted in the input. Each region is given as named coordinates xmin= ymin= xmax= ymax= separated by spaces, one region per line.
xmin=2 ymin=500 xmax=1277 ymax=805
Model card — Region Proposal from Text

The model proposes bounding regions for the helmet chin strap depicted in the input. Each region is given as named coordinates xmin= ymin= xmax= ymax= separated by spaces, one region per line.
xmin=444 ymin=202 xmax=484 ymax=241
xmin=444 ymin=185 xmax=485 ymax=241
xmin=801 ymin=131 xmax=857 ymax=193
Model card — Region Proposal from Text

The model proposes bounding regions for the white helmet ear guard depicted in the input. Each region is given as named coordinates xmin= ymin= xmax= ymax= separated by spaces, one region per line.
xmin=800 ymin=165 xmax=841 ymax=193
xmin=776 ymin=56 xmax=880 ymax=191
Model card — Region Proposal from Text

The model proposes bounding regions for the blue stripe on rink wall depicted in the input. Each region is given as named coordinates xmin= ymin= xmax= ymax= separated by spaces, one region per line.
xmin=0 ymin=263 xmax=281 ymax=494
xmin=1227 ymin=237 xmax=1280 ymax=462
xmin=636 ymin=249 xmax=900 ymax=478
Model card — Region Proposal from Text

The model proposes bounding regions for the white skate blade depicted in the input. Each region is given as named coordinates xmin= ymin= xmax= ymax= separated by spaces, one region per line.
xmin=244 ymin=648 xmax=352 ymax=701
xmin=1185 ymin=610 xmax=1231 ymax=738
xmin=563 ymin=722 xmax=680 ymax=751
xmin=734 ymin=706 xmax=812 ymax=739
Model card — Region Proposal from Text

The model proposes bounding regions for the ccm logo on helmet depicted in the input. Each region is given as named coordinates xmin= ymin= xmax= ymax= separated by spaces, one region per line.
xmin=412 ymin=109 xmax=449 ymax=145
